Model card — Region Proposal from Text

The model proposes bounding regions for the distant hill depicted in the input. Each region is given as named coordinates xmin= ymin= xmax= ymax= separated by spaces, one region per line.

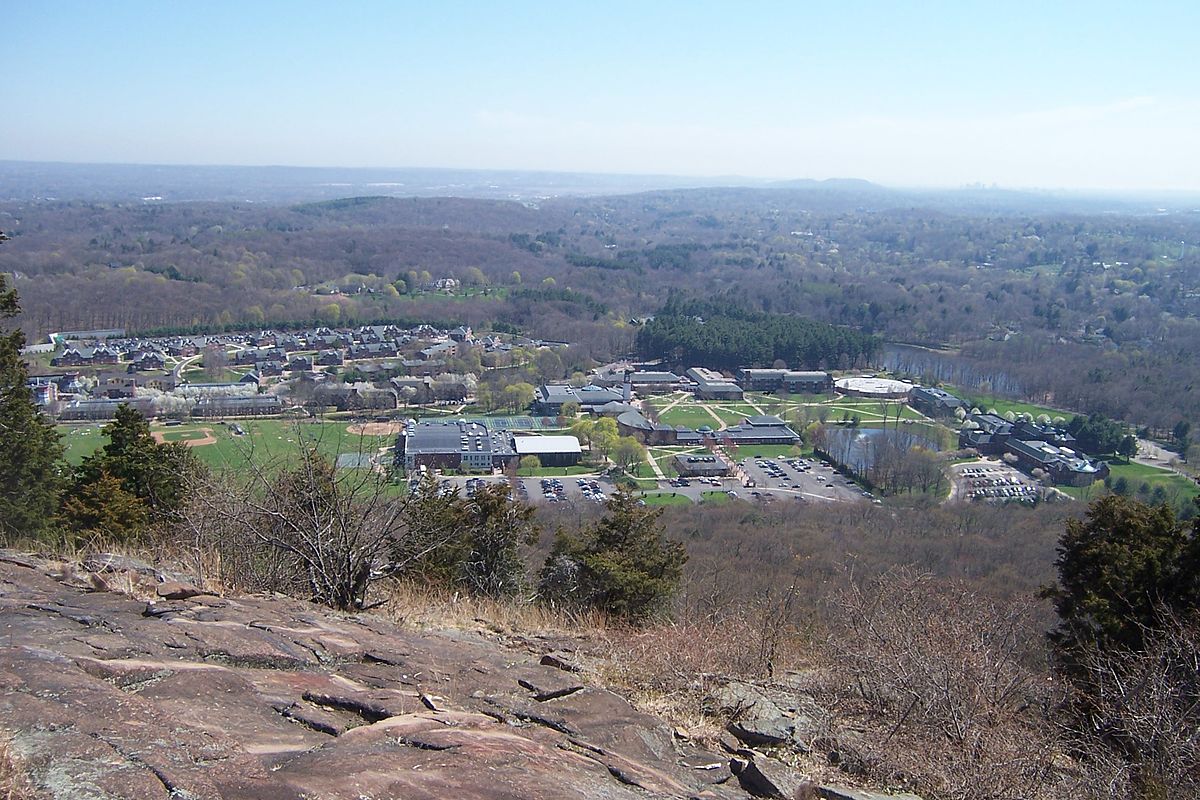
xmin=0 ymin=160 xmax=767 ymax=205
xmin=4 ymin=160 xmax=1194 ymax=215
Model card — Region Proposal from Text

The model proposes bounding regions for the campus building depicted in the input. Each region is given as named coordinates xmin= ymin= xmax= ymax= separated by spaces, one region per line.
xmin=959 ymin=412 xmax=1099 ymax=486
xmin=616 ymin=409 xmax=684 ymax=445
xmin=396 ymin=420 xmax=582 ymax=472
xmin=685 ymin=367 xmax=743 ymax=401
xmin=908 ymin=386 xmax=965 ymax=417
xmin=717 ymin=415 xmax=802 ymax=446
xmin=398 ymin=420 xmax=516 ymax=472
xmin=1006 ymin=439 xmax=1109 ymax=487
xmin=591 ymin=366 xmax=681 ymax=395
xmin=513 ymin=435 xmax=583 ymax=468
xmin=533 ymin=384 xmax=626 ymax=415
xmin=737 ymin=369 xmax=832 ymax=394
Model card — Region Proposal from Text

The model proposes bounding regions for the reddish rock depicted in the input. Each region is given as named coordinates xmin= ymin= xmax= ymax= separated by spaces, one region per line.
xmin=155 ymin=580 xmax=209 ymax=600
xmin=0 ymin=553 xmax=856 ymax=800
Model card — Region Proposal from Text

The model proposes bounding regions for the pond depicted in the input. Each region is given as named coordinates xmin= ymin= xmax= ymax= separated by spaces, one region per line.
xmin=823 ymin=425 xmax=941 ymax=473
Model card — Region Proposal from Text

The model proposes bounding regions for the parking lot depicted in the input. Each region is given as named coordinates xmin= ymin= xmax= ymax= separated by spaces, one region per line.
xmin=949 ymin=461 xmax=1046 ymax=504
xmin=419 ymin=472 xmax=622 ymax=506
xmin=410 ymin=456 xmax=872 ymax=508
xmin=738 ymin=456 xmax=871 ymax=504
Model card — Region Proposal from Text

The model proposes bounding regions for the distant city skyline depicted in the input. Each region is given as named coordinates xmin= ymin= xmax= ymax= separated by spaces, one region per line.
xmin=5 ymin=1 xmax=1199 ymax=192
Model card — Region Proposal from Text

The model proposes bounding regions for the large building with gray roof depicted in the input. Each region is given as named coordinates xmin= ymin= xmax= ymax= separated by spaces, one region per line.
xmin=396 ymin=420 xmax=582 ymax=472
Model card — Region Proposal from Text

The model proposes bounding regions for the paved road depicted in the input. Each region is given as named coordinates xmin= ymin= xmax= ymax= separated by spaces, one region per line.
xmin=1134 ymin=438 xmax=1191 ymax=479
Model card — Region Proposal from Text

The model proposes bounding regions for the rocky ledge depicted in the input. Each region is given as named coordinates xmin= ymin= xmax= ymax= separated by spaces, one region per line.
xmin=0 ymin=551 xmax=916 ymax=800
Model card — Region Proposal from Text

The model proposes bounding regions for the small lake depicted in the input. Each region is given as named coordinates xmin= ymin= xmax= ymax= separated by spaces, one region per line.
xmin=823 ymin=426 xmax=941 ymax=473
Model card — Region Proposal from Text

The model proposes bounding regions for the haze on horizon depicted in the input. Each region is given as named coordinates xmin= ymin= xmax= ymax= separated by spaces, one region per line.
xmin=5 ymin=1 xmax=1199 ymax=193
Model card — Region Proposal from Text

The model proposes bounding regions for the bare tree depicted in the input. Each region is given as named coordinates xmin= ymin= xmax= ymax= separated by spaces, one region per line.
xmin=1069 ymin=613 xmax=1200 ymax=800
xmin=177 ymin=422 xmax=460 ymax=610
xmin=824 ymin=568 xmax=1063 ymax=800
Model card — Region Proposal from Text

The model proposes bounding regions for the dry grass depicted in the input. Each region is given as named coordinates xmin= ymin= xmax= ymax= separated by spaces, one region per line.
xmin=0 ymin=736 xmax=36 ymax=800
xmin=372 ymin=581 xmax=812 ymax=747
xmin=375 ymin=580 xmax=609 ymax=637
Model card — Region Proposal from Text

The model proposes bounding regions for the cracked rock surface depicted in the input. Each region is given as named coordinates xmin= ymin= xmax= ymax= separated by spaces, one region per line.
xmin=0 ymin=552 xmax=768 ymax=799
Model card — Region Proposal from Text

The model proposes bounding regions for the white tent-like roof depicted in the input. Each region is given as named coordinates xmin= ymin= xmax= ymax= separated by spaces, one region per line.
xmin=513 ymin=435 xmax=583 ymax=455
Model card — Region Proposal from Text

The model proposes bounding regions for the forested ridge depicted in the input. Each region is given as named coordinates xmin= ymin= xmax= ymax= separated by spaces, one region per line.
xmin=2 ymin=185 xmax=1199 ymax=427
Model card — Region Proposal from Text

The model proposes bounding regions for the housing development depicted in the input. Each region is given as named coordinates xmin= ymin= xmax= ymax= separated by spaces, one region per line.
xmin=27 ymin=321 xmax=1180 ymax=508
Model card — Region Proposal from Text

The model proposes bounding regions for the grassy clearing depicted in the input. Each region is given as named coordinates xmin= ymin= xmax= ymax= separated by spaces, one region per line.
xmin=715 ymin=403 xmax=762 ymax=417
xmin=180 ymin=368 xmax=245 ymax=383
xmin=626 ymin=477 xmax=661 ymax=489
xmin=728 ymin=444 xmax=805 ymax=459
xmin=58 ymin=424 xmax=109 ymax=465
xmin=700 ymin=490 xmax=731 ymax=504
xmin=709 ymin=406 xmax=751 ymax=425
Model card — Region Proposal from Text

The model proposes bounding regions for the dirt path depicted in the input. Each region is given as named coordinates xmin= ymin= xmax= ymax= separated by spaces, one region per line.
xmin=346 ymin=421 xmax=406 ymax=436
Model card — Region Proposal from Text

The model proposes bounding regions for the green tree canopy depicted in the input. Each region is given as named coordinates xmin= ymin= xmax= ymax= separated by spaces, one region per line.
xmin=0 ymin=232 xmax=65 ymax=541
xmin=538 ymin=486 xmax=686 ymax=623
xmin=1045 ymin=495 xmax=1200 ymax=677
xmin=74 ymin=404 xmax=199 ymax=522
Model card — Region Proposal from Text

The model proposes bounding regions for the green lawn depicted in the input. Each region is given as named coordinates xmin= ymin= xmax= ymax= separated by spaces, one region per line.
xmin=639 ymin=491 xmax=693 ymax=506
xmin=626 ymin=477 xmax=660 ymax=489
xmin=728 ymin=444 xmax=805 ymax=459
xmin=58 ymin=418 xmax=399 ymax=475
xmin=700 ymin=490 xmax=732 ymax=504
xmin=745 ymin=391 xmax=838 ymax=405
xmin=656 ymin=405 xmax=723 ymax=430
xmin=714 ymin=403 xmax=764 ymax=417
xmin=960 ymin=394 xmax=1069 ymax=421
xmin=709 ymin=406 xmax=752 ymax=425
xmin=516 ymin=464 xmax=596 ymax=477
xmin=1059 ymin=461 xmax=1199 ymax=507
xmin=181 ymin=368 xmax=245 ymax=383
xmin=59 ymin=424 xmax=109 ymax=465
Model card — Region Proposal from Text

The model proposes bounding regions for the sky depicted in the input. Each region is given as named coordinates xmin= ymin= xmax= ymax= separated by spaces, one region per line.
xmin=4 ymin=1 xmax=1199 ymax=191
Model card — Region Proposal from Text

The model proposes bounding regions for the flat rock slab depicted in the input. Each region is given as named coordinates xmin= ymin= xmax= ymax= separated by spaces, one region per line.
xmin=0 ymin=554 xmax=919 ymax=800
xmin=0 ymin=556 xmax=738 ymax=799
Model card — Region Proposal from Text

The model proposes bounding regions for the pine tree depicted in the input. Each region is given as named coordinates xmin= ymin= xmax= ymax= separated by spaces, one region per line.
xmin=0 ymin=232 xmax=65 ymax=542
xmin=539 ymin=486 xmax=686 ymax=622
xmin=1044 ymin=495 xmax=1200 ymax=678
xmin=74 ymin=403 xmax=197 ymax=522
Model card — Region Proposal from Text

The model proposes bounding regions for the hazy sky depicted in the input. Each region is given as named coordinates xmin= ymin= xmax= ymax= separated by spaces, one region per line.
xmin=5 ymin=1 xmax=1199 ymax=191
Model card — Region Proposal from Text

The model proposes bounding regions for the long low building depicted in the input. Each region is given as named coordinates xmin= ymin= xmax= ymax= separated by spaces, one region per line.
xmin=737 ymin=369 xmax=832 ymax=393
xmin=513 ymin=434 xmax=583 ymax=467
xmin=533 ymin=384 xmax=626 ymax=415
xmin=717 ymin=415 xmax=801 ymax=446
xmin=1006 ymin=439 xmax=1109 ymax=487
xmin=909 ymin=386 xmax=965 ymax=417
xmin=673 ymin=454 xmax=732 ymax=477
xmin=397 ymin=420 xmax=581 ymax=472
xmin=685 ymin=367 xmax=743 ymax=400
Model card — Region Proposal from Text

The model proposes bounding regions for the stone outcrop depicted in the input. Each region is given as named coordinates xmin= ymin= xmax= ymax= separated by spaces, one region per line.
xmin=0 ymin=552 xmax=922 ymax=800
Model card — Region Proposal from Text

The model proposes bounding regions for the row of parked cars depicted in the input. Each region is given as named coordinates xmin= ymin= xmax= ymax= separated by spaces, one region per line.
xmin=968 ymin=484 xmax=1040 ymax=502
xmin=577 ymin=478 xmax=607 ymax=503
